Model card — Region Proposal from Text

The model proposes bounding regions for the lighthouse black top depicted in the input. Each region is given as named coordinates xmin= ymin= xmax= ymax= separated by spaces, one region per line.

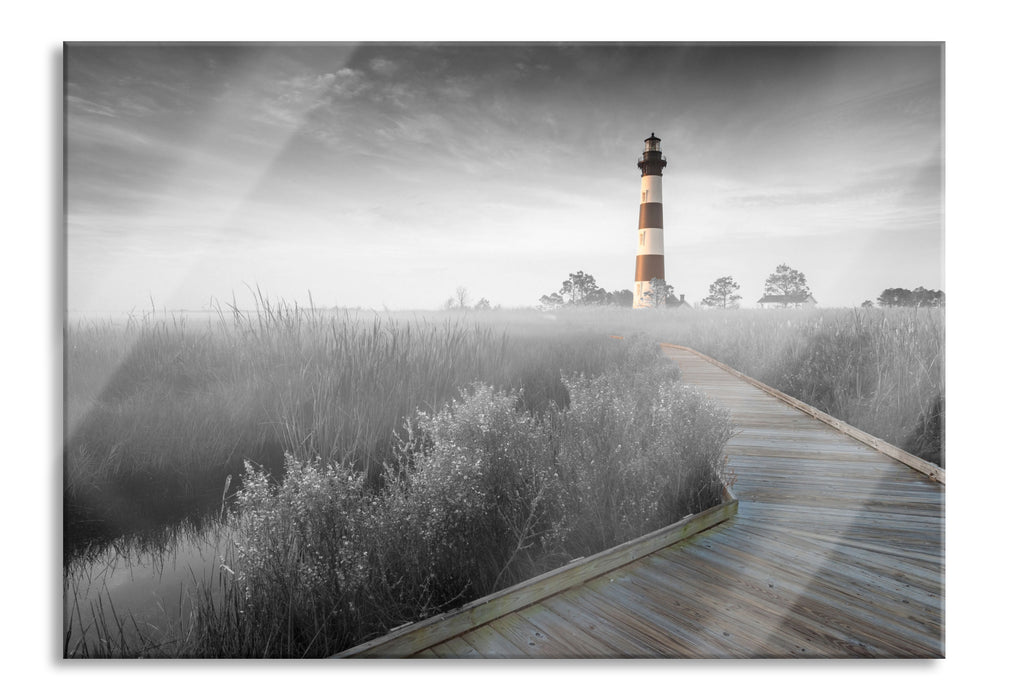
xmin=638 ymin=133 xmax=667 ymax=176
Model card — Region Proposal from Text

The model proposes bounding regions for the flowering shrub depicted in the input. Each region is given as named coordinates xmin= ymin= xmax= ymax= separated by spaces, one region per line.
xmin=389 ymin=384 xmax=566 ymax=597
xmin=232 ymin=456 xmax=376 ymax=652
xmin=226 ymin=335 xmax=732 ymax=656
xmin=557 ymin=353 xmax=729 ymax=554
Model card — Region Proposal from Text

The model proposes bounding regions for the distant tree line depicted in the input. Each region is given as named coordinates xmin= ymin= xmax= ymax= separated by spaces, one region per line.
xmin=875 ymin=287 xmax=945 ymax=308
xmin=443 ymin=286 xmax=497 ymax=311
xmin=538 ymin=271 xmax=636 ymax=309
xmin=532 ymin=266 xmax=943 ymax=311
xmin=699 ymin=264 xmax=815 ymax=310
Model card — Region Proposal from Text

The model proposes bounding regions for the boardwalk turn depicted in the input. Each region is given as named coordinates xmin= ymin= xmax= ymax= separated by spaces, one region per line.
xmin=341 ymin=345 xmax=945 ymax=658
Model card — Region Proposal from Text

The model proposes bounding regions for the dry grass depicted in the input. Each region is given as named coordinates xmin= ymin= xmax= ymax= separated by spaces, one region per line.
xmin=64 ymin=299 xmax=942 ymax=658
xmin=64 ymin=300 xmax=631 ymax=554
xmin=64 ymin=307 xmax=732 ymax=658
xmin=519 ymin=304 xmax=944 ymax=466
xmin=620 ymin=306 xmax=944 ymax=466
xmin=192 ymin=337 xmax=730 ymax=658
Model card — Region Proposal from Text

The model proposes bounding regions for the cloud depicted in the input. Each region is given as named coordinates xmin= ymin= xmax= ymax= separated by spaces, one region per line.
xmin=330 ymin=67 xmax=368 ymax=98
xmin=243 ymin=71 xmax=343 ymax=129
xmin=64 ymin=43 xmax=943 ymax=312
xmin=369 ymin=58 xmax=398 ymax=77
xmin=65 ymin=95 xmax=119 ymax=118
xmin=720 ymin=155 xmax=942 ymax=213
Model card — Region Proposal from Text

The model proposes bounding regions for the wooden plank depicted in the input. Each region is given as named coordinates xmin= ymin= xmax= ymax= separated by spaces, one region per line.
xmin=539 ymin=592 xmax=666 ymax=658
xmin=337 ymin=492 xmax=737 ymax=657
xmin=487 ymin=612 xmax=583 ymax=657
xmin=429 ymin=635 xmax=485 ymax=659
xmin=620 ymin=555 xmax=825 ymax=657
xmin=459 ymin=625 xmax=530 ymax=659
xmin=655 ymin=543 xmax=908 ymax=657
xmin=715 ymin=532 xmax=941 ymax=635
xmin=513 ymin=603 xmax=630 ymax=657
xmin=739 ymin=503 xmax=945 ymax=556
xmin=661 ymin=344 xmax=945 ymax=484
xmin=337 ymin=341 xmax=943 ymax=659
xmin=545 ymin=582 xmax=696 ymax=656
xmin=742 ymin=520 xmax=944 ymax=605
xmin=568 ymin=578 xmax=715 ymax=657
xmin=582 ymin=573 xmax=747 ymax=658
xmin=679 ymin=528 xmax=942 ymax=656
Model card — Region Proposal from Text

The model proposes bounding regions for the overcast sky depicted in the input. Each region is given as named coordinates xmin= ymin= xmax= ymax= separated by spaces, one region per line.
xmin=66 ymin=42 xmax=942 ymax=311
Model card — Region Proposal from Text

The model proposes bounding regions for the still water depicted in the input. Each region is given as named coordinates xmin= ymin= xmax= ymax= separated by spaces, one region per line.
xmin=64 ymin=519 xmax=233 ymax=656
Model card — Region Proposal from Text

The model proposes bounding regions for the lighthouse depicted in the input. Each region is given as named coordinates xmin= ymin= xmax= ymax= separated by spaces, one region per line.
xmin=633 ymin=133 xmax=667 ymax=309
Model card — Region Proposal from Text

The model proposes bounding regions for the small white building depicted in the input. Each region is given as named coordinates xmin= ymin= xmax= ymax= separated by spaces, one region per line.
xmin=756 ymin=293 xmax=817 ymax=309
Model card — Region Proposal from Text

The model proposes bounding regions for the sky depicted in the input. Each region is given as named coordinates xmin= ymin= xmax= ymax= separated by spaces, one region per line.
xmin=8 ymin=4 xmax=1005 ymax=692
xmin=65 ymin=42 xmax=943 ymax=311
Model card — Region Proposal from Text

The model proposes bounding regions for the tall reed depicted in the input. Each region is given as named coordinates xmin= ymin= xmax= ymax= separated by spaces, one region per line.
xmin=65 ymin=302 xmax=634 ymax=554
xmin=194 ymin=336 xmax=730 ymax=658
xmin=529 ymin=305 xmax=944 ymax=467
xmin=624 ymin=307 xmax=944 ymax=467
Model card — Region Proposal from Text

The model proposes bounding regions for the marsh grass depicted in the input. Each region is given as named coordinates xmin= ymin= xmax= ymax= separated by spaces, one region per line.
xmin=64 ymin=300 xmax=631 ymax=555
xmin=194 ymin=338 xmax=730 ymax=658
xmin=65 ymin=320 xmax=731 ymax=658
xmin=64 ymin=300 xmax=942 ymax=658
xmin=523 ymin=305 xmax=943 ymax=467
xmin=618 ymin=306 xmax=945 ymax=467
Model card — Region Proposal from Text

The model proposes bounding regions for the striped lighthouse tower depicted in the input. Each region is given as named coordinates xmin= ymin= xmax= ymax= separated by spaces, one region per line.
xmin=633 ymin=133 xmax=667 ymax=309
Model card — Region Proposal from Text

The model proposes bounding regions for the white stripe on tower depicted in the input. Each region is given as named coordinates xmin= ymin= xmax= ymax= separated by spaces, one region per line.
xmin=633 ymin=133 xmax=667 ymax=309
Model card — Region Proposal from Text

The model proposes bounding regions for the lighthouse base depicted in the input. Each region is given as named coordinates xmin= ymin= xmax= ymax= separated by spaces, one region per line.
xmin=633 ymin=280 xmax=666 ymax=309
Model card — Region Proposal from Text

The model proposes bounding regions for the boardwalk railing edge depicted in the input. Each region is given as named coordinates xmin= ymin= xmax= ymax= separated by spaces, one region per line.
xmin=660 ymin=343 xmax=946 ymax=485
xmin=335 ymin=483 xmax=739 ymax=658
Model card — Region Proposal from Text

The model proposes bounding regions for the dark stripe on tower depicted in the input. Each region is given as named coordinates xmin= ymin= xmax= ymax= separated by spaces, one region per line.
xmin=638 ymin=202 xmax=663 ymax=230
xmin=634 ymin=254 xmax=665 ymax=282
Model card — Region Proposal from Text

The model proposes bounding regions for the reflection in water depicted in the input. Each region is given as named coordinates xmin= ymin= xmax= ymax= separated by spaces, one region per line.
xmin=64 ymin=518 xmax=234 ymax=657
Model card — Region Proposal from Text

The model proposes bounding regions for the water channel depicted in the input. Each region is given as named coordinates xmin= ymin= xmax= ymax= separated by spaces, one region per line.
xmin=64 ymin=518 xmax=233 ymax=656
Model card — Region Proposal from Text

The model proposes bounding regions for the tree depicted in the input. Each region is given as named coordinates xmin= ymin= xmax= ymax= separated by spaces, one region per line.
xmin=877 ymin=288 xmax=912 ymax=307
xmin=559 ymin=270 xmax=604 ymax=305
xmin=537 ymin=292 xmax=564 ymax=310
xmin=454 ymin=286 xmax=470 ymax=309
xmin=764 ymin=263 xmax=811 ymax=307
xmin=539 ymin=272 xmax=633 ymax=308
xmin=607 ymin=289 xmax=634 ymax=307
xmin=764 ymin=263 xmax=811 ymax=298
xmin=861 ymin=300 xmax=874 ymax=309
xmin=474 ymin=297 xmax=491 ymax=310
xmin=877 ymin=287 xmax=944 ymax=308
xmin=642 ymin=277 xmax=675 ymax=308
xmin=911 ymin=286 xmax=945 ymax=307
xmin=700 ymin=276 xmax=742 ymax=309
xmin=540 ymin=271 xmax=609 ymax=307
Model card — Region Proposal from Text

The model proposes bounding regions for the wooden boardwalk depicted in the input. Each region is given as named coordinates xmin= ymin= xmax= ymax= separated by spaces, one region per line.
xmin=340 ymin=345 xmax=945 ymax=658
